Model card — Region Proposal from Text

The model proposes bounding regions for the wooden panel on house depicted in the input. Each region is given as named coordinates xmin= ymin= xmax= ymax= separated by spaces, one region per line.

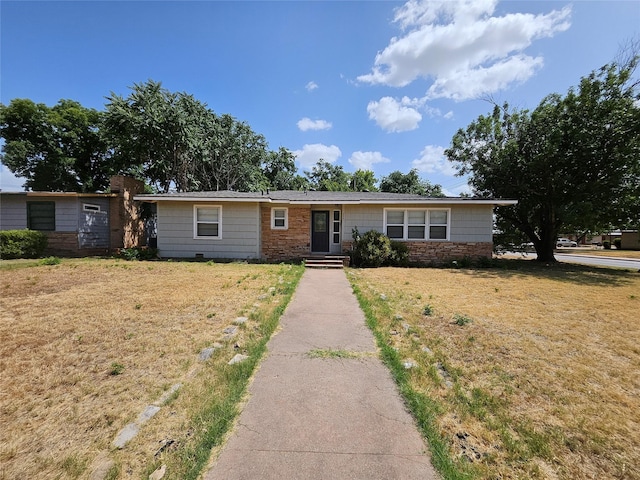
xmin=78 ymin=199 xmax=110 ymax=248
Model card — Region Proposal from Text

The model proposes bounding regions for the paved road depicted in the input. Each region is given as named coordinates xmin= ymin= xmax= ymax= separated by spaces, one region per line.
xmin=508 ymin=251 xmax=640 ymax=270
xmin=555 ymin=253 xmax=640 ymax=270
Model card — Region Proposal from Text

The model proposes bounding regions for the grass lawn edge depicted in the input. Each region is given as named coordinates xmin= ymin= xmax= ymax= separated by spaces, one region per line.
xmin=349 ymin=277 xmax=475 ymax=480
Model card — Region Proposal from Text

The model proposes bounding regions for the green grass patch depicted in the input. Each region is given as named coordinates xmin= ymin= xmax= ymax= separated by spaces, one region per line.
xmin=306 ymin=349 xmax=373 ymax=359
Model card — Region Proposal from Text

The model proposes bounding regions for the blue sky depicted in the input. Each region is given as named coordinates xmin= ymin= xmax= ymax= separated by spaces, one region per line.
xmin=1 ymin=0 xmax=638 ymax=193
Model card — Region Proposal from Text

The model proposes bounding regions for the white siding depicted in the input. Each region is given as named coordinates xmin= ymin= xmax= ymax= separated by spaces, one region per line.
xmin=0 ymin=195 xmax=79 ymax=231
xmin=157 ymin=201 xmax=260 ymax=259
xmin=343 ymin=203 xmax=493 ymax=243
xmin=0 ymin=195 xmax=28 ymax=229
xmin=342 ymin=205 xmax=384 ymax=241
xmin=450 ymin=205 xmax=494 ymax=242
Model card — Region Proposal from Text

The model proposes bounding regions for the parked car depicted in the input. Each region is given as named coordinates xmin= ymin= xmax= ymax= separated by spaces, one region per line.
xmin=557 ymin=238 xmax=577 ymax=247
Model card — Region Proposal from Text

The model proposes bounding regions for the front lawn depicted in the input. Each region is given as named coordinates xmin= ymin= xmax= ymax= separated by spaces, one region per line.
xmin=348 ymin=261 xmax=639 ymax=480
xmin=0 ymin=258 xmax=303 ymax=479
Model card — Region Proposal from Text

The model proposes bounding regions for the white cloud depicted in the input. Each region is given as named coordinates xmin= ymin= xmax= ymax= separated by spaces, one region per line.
xmin=297 ymin=117 xmax=332 ymax=131
xmin=348 ymin=151 xmax=391 ymax=171
xmin=411 ymin=145 xmax=457 ymax=176
xmin=367 ymin=96 xmax=422 ymax=132
xmin=305 ymin=81 xmax=318 ymax=92
xmin=358 ymin=0 xmax=571 ymax=100
xmin=293 ymin=144 xmax=342 ymax=168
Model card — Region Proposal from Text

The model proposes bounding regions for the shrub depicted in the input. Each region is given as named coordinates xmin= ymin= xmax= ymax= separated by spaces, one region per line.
xmin=118 ymin=247 xmax=158 ymax=261
xmin=603 ymin=240 xmax=611 ymax=250
xmin=388 ymin=240 xmax=410 ymax=267
xmin=351 ymin=229 xmax=393 ymax=267
xmin=0 ymin=229 xmax=48 ymax=259
xmin=613 ymin=238 xmax=622 ymax=250
xmin=39 ymin=256 xmax=61 ymax=266
xmin=453 ymin=313 xmax=472 ymax=326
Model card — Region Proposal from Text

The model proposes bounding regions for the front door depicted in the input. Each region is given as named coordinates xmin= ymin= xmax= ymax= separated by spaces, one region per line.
xmin=311 ymin=210 xmax=330 ymax=253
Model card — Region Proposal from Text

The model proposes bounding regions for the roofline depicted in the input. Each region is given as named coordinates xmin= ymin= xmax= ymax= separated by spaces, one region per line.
xmin=0 ymin=191 xmax=117 ymax=198
xmin=134 ymin=194 xmax=517 ymax=206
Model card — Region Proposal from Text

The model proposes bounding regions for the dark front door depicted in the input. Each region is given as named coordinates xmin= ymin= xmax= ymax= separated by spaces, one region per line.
xmin=311 ymin=210 xmax=330 ymax=252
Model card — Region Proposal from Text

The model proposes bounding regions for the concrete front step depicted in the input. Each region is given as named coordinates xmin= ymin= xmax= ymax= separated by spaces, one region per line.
xmin=304 ymin=256 xmax=349 ymax=268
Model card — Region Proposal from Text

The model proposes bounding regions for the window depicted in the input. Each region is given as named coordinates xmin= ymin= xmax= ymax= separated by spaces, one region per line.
xmin=194 ymin=205 xmax=221 ymax=239
xmin=83 ymin=203 xmax=102 ymax=213
xmin=271 ymin=208 xmax=288 ymax=229
xmin=429 ymin=210 xmax=448 ymax=240
xmin=385 ymin=210 xmax=405 ymax=239
xmin=27 ymin=201 xmax=55 ymax=231
xmin=333 ymin=210 xmax=341 ymax=244
xmin=384 ymin=208 xmax=450 ymax=241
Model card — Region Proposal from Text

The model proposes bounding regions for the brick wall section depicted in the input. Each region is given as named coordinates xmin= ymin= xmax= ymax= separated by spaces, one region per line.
xmin=261 ymin=205 xmax=311 ymax=261
xmin=109 ymin=176 xmax=146 ymax=251
xmin=42 ymin=232 xmax=109 ymax=257
xmin=342 ymin=240 xmax=493 ymax=265
xmin=43 ymin=232 xmax=79 ymax=256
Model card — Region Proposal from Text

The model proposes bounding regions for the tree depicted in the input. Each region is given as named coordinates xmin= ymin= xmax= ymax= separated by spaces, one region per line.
xmin=446 ymin=59 xmax=640 ymax=262
xmin=1 ymin=99 xmax=112 ymax=191
xmin=104 ymin=80 xmax=274 ymax=192
xmin=201 ymin=114 xmax=269 ymax=192
xmin=350 ymin=169 xmax=378 ymax=191
xmin=104 ymin=80 xmax=213 ymax=192
xmin=304 ymin=160 xmax=352 ymax=191
xmin=379 ymin=169 xmax=444 ymax=196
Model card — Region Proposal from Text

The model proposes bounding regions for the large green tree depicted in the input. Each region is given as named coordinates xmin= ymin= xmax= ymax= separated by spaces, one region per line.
xmin=379 ymin=169 xmax=444 ymax=196
xmin=350 ymin=169 xmax=378 ymax=192
xmin=0 ymin=99 xmax=112 ymax=191
xmin=446 ymin=60 xmax=640 ymax=262
xmin=104 ymin=80 xmax=213 ymax=192
xmin=262 ymin=147 xmax=308 ymax=190
xmin=304 ymin=160 xmax=352 ymax=191
xmin=104 ymin=80 xmax=274 ymax=192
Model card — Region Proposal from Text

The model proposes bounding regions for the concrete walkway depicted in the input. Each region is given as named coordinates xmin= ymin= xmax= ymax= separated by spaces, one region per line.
xmin=204 ymin=269 xmax=440 ymax=479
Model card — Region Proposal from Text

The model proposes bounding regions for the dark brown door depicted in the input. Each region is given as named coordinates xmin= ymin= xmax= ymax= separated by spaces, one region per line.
xmin=311 ymin=210 xmax=330 ymax=252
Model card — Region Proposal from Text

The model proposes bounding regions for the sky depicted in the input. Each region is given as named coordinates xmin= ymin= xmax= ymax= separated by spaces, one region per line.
xmin=1 ymin=0 xmax=639 ymax=194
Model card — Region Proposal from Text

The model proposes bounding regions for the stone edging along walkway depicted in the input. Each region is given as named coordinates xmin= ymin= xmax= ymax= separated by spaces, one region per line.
xmin=89 ymin=316 xmax=253 ymax=480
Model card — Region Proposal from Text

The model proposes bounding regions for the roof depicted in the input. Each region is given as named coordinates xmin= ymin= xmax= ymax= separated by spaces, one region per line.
xmin=134 ymin=190 xmax=517 ymax=206
xmin=0 ymin=191 xmax=116 ymax=198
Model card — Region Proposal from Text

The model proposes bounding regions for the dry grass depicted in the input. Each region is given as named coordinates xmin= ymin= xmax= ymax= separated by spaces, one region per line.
xmin=0 ymin=258 xmax=301 ymax=480
xmin=348 ymin=261 xmax=639 ymax=480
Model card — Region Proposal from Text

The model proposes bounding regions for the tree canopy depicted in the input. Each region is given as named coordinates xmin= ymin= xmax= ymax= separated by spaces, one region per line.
xmin=103 ymin=80 xmax=276 ymax=193
xmin=0 ymin=99 xmax=113 ymax=192
xmin=446 ymin=59 xmax=640 ymax=261
xmin=379 ymin=169 xmax=444 ymax=196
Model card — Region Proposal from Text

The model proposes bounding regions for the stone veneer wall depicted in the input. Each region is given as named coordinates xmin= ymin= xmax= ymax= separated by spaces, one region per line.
xmin=109 ymin=176 xmax=146 ymax=251
xmin=342 ymin=240 xmax=493 ymax=265
xmin=261 ymin=206 xmax=311 ymax=261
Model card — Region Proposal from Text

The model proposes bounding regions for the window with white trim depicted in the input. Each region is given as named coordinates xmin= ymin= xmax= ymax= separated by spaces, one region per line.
xmin=332 ymin=210 xmax=341 ymax=244
xmin=194 ymin=205 xmax=221 ymax=239
xmin=83 ymin=203 xmax=102 ymax=213
xmin=384 ymin=208 xmax=450 ymax=240
xmin=271 ymin=208 xmax=288 ymax=229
